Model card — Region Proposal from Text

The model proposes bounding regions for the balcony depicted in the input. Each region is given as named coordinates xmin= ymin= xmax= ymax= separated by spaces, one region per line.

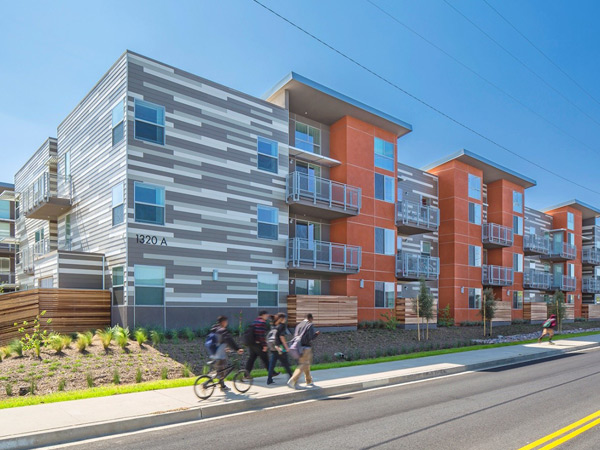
xmin=286 ymin=172 xmax=360 ymax=219
xmin=482 ymin=223 xmax=513 ymax=248
xmin=16 ymin=239 xmax=51 ymax=274
xmin=395 ymin=251 xmax=439 ymax=281
xmin=20 ymin=172 xmax=72 ymax=220
xmin=582 ymin=248 xmax=600 ymax=266
xmin=551 ymin=275 xmax=576 ymax=292
xmin=541 ymin=242 xmax=577 ymax=262
xmin=523 ymin=269 xmax=552 ymax=290
xmin=287 ymin=238 xmax=361 ymax=274
xmin=395 ymin=200 xmax=439 ymax=235
xmin=523 ymin=233 xmax=550 ymax=256
xmin=0 ymin=272 xmax=16 ymax=290
xmin=582 ymin=277 xmax=600 ymax=294
xmin=482 ymin=264 xmax=513 ymax=286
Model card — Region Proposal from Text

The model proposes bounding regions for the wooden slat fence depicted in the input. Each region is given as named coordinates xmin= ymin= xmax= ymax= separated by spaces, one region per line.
xmin=287 ymin=295 xmax=357 ymax=327
xmin=524 ymin=302 xmax=548 ymax=322
xmin=395 ymin=298 xmax=438 ymax=326
xmin=582 ymin=304 xmax=600 ymax=320
xmin=0 ymin=289 xmax=110 ymax=344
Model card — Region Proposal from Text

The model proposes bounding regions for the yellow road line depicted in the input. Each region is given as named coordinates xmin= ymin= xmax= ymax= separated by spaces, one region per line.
xmin=518 ymin=410 xmax=600 ymax=450
xmin=537 ymin=417 xmax=600 ymax=449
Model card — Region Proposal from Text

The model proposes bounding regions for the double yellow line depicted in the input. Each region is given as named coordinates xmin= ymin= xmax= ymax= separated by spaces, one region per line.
xmin=519 ymin=410 xmax=600 ymax=449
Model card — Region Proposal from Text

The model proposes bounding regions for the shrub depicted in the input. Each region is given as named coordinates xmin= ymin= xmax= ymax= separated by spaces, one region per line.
xmin=380 ymin=311 xmax=398 ymax=331
xmin=9 ymin=339 xmax=23 ymax=357
xmin=29 ymin=377 xmax=36 ymax=395
xmin=164 ymin=329 xmax=175 ymax=340
xmin=13 ymin=310 xmax=52 ymax=358
xmin=1 ymin=347 xmax=11 ymax=358
xmin=134 ymin=328 xmax=148 ymax=347
xmin=5 ymin=382 xmax=12 ymax=396
xmin=511 ymin=319 xmax=528 ymax=325
xmin=47 ymin=333 xmax=65 ymax=354
xmin=182 ymin=362 xmax=191 ymax=378
xmin=161 ymin=367 xmax=168 ymax=380
xmin=84 ymin=331 xmax=94 ymax=346
xmin=96 ymin=328 xmax=113 ymax=351
xmin=58 ymin=379 xmax=66 ymax=391
xmin=150 ymin=329 xmax=165 ymax=346
xmin=358 ymin=321 xmax=369 ymax=330
xmin=437 ymin=304 xmax=454 ymax=327
xmin=86 ymin=372 xmax=94 ymax=388
xmin=135 ymin=367 xmax=142 ymax=383
xmin=461 ymin=321 xmax=484 ymax=327
xmin=114 ymin=326 xmax=130 ymax=350
xmin=181 ymin=328 xmax=195 ymax=341
xmin=112 ymin=368 xmax=121 ymax=385
xmin=575 ymin=317 xmax=586 ymax=323
xmin=61 ymin=334 xmax=73 ymax=349
xmin=76 ymin=334 xmax=88 ymax=352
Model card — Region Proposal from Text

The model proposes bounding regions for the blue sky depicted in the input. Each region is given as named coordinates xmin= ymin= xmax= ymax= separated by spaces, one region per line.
xmin=2 ymin=0 xmax=600 ymax=210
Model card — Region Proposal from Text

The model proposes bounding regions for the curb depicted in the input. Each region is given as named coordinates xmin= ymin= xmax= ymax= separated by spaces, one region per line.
xmin=1 ymin=341 xmax=598 ymax=450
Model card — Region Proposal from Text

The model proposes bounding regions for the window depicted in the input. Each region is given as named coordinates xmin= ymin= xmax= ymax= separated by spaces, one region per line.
xmin=64 ymin=151 xmax=71 ymax=181
xmin=513 ymin=215 xmax=523 ymax=236
xmin=40 ymin=277 xmax=53 ymax=288
xmin=134 ymin=265 xmax=165 ymax=305
xmin=469 ymin=288 xmax=482 ymax=309
xmin=421 ymin=241 xmax=432 ymax=255
xmin=568 ymin=232 xmax=575 ymax=246
xmin=0 ymin=257 xmax=9 ymax=273
xmin=374 ymin=138 xmax=395 ymax=171
xmin=529 ymin=226 xmax=536 ymax=235
xmin=468 ymin=174 xmax=481 ymax=200
xmin=468 ymin=245 xmax=482 ymax=267
xmin=294 ymin=279 xmax=321 ymax=295
xmin=375 ymin=228 xmax=395 ymax=255
xmin=513 ymin=253 xmax=523 ymax=273
xmin=513 ymin=291 xmax=523 ymax=309
xmin=567 ymin=294 xmax=575 ymax=304
xmin=0 ymin=223 xmax=9 ymax=239
xmin=0 ymin=200 xmax=10 ymax=220
xmin=134 ymin=183 xmax=165 ymax=225
xmin=568 ymin=263 xmax=575 ymax=278
xmin=65 ymin=214 xmax=71 ymax=249
xmin=468 ymin=202 xmax=481 ymax=225
xmin=513 ymin=191 xmax=523 ymax=213
xmin=257 ymin=205 xmax=278 ymax=240
xmin=112 ymin=100 xmax=125 ymax=145
xmin=374 ymin=173 xmax=394 ymax=203
xmin=35 ymin=228 xmax=44 ymax=242
xmin=112 ymin=266 xmax=124 ymax=306
xmin=134 ymin=99 xmax=165 ymax=145
xmin=112 ymin=183 xmax=125 ymax=226
xmin=567 ymin=212 xmax=574 ymax=231
xmin=295 ymin=122 xmax=320 ymax=154
xmin=257 ymin=137 xmax=278 ymax=173
xmin=258 ymin=273 xmax=278 ymax=306
xmin=375 ymin=281 xmax=395 ymax=308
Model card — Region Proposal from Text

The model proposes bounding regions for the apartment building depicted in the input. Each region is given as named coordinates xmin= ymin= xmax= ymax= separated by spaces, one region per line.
xmin=0 ymin=183 xmax=16 ymax=292
xmin=12 ymin=51 xmax=438 ymax=329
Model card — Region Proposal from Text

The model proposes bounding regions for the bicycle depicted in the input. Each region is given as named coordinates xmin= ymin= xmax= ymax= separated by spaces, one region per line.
xmin=194 ymin=354 xmax=253 ymax=400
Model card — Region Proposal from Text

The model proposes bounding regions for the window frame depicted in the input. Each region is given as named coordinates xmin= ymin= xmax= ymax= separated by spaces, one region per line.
xmin=468 ymin=245 xmax=482 ymax=267
xmin=468 ymin=174 xmax=481 ymax=200
xmin=374 ymin=173 xmax=395 ymax=203
xmin=112 ymin=182 xmax=125 ymax=226
xmin=134 ymin=265 xmax=165 ymax=306
xmin=294 ymin=121 xmax=321 ymax=154
xmin=513 ymin=215 xmax=524 ymax=236
xmin=374 ymin=137 xmax=395 ymax=172
xmin=258 ymin=273 xmax=279 ymax=307
xmin=112 ymin=99 xmax=125 ymax=146
xmin=512 ymin=291 xmax=523 ymax=309
xmin=134 ymin=99 xmax=166 ymax=145
xmin=134 ymin=182 xmax=165 ymax=226
xmin=0 ymin=257 xmax=10 ymax=273
xmin=375 ymin=227 xmax=395 ymax=255
xmin=567 ymin=212 xmax=575 ymax=231
xmin=257 ymin=205 xmax=279 ymax=240
xmin=112 ymin=266 xmax=124 ymax=288
xmin=0 ymin=200 xmax=10 ymax=220
xmin=513 ymin=191 xmax=523 ymax=213
xmin=374 ymin=281 xmax=395 ymax=308
xmin=513 ymin=253 xmax=523 ymax=273
xmin=468 ymin=202 xmax=482 ymax=225
xmin=257 ymin=137 xmax=279 ymax=174
xmin=468 ymin=288 xmax=482 ymax=309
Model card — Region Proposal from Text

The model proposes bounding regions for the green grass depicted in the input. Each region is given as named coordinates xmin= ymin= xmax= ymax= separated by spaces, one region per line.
xmin=1 ymin=330 xmax=598 ymax=410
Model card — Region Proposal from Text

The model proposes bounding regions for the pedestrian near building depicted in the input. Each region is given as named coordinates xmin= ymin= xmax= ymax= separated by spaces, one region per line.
xmin=288 ymin=313 xmax=320 ymax=389
xmin=244 ymin=310 xmax=276 ymax=375
xmin=267 ymin=313 xmax=293 ymax=385
xmin=538 ymin=314 xmax=557 ymax=345
xmin=209 ymin=316 xmax=244 ymax=392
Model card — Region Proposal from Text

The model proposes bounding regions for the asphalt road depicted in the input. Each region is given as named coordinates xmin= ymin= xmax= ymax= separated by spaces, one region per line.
xmin=58 ymin=349 xmax=600 ymax=450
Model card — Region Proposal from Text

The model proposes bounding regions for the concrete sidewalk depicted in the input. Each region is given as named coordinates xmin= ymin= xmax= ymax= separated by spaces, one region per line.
xmin=2 ymin=335 xmax=599 ymax=450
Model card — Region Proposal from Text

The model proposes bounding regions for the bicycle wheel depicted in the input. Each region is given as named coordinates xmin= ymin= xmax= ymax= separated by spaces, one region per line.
xmin=233 ymin=369 xmax=253 ymax=393
xmin=194 ymin=375 xmax=216 ymax=400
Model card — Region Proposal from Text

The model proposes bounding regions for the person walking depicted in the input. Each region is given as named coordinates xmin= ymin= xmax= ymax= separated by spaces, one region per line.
xmin=267 ymin=313 xmax=293 ymax=385
xmin=210 ymin=315 xmax=244 ymax=392
xmin=538 ymin=314 xmax=557 ymax=344
xmin=245 ymin=310 xmax=275 ymax=375
xmin=288 ymin=313 xmax=320 ymax=389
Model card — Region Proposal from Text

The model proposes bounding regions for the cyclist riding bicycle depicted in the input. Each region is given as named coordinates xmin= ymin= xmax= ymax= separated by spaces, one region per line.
xmin=210 ymin=315 xmax=244 ymax=392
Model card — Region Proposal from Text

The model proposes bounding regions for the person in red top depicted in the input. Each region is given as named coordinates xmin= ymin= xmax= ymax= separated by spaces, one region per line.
xmin=245 ymin=310 xmax=277 ymax=375
xmin=538 ymin=314 xmax=557 ymax=344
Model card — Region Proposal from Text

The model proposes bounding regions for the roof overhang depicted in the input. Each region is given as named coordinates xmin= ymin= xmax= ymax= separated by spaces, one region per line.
xmin=263 ymin=72 xmax=412 ymax=138
xmin=543 ymin=199 xmax=600 ymax=220
xmin=0 ymin=190 xmax=15 ymax=202
xmin=287 ymin=145 xmax=341 ymax=167
xmin=422 ymin=149 xmax=536 ymax=189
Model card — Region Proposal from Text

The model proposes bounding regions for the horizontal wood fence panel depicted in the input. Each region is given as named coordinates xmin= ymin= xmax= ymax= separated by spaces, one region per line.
xmin=286 ymin=295 xmax=357 ymax=327
xmin=582 ymin=304 xmax=600 ymax=320
xmin=0 ymin=289 xmax=110 ymax=344
xmin=493 ymin=301 xmax=511 ymax=323
xmin=524 ymin=302 xmax=548 ymax=322
xmin=395 ymin=298 xmax=438 ymax=325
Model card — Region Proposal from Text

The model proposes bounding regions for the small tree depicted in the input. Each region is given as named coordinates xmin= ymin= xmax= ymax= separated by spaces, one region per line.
xmin=415 ymin=279 xmax=434 ymax=340
xmin=479 ymin=288 xmax=497 ymax=337
xmin=14 ymin=310 xmax=52 ymax=358
xmin=548 ymin=290 xmax=566 ymax=333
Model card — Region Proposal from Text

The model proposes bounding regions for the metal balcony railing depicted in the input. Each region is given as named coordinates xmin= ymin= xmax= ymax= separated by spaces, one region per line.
xmin=482 ymin=264 xmax=514 ymax=286
xmin=286 ymin=172 xmax=361 ymax=214
xmin=523 ymin=269 xmax=552 ymax=290
xmin=0 ymin=272 xmax=15 ymax=287
xmin=582 ymin=248 xmax=600 ymax=265
xmin=582 ymin=277 xmax=600 ymax=294
xmin=482 ymin=223 xmax=513 ymax=247
xmin=523 ymin=233 xmax=550 ymax=255
xmin=395 ymin=200 xmax=439 ymax=232
xmin=552 ymin=275 xmax=576 ymax=292
xmin=16 ymin=247 xmax=34 ymax=273
xmin=286 ymin=238 xmax=361 ymax=273
xmin=543 ymin=242 xmax=577 ymax=260
xmin=20 ymin=172 xmax=72 ymax=217
xmin=396 ymin=251 xmax=440 ymax=280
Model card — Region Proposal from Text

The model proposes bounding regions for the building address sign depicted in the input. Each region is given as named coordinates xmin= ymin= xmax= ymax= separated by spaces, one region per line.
xmin=135 ymin=234 xmax=167 ymax=246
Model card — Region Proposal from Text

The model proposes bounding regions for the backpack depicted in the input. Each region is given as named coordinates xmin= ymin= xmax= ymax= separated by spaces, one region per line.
xmin=288 ymin=322 xmax=310 ymax=360
xmin=205 ymin=330 xmax=218 ymax=356
xmin=266 ymin=327 xmax=278 ymax=351
xmin=542 ymin=319 xmax=552 ymax=328
xmin=242 ymin=325 xmax=255 ymax=346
